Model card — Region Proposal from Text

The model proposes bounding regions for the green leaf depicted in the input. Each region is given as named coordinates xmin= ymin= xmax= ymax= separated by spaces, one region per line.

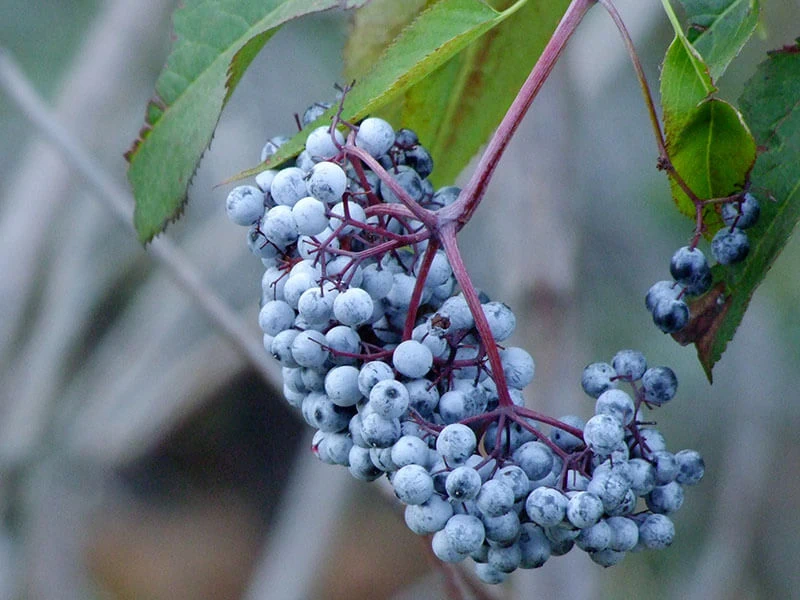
xmin=678 ymin=0 xmax=760 ymax=80
xmin=660 ymin=34 xmax=715 ymax=133
xmin=667 ymin=96 xmax=756 ymax=230
xmin=377 ymin=0 xmax=571 ymax=187
xmin=343 ymin=0 xmax=431 ymax=81
xmin=680 ymin=39 xmax=800 ymax=379
xmin=233 ymin=0 xmax=532 ymax=182
xmin=660 ymin=29 xmax=755 ymax=229
xmin=126 ymin=0 xmax=370 ymax=244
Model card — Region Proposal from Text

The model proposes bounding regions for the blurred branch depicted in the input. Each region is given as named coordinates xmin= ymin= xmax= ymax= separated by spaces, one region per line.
xmin=0 ymin=48 xmax=274 ymax=394
xmin=66 ymin=322 xmax=249 ymax=465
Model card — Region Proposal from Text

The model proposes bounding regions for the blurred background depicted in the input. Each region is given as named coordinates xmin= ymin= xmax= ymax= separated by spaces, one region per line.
xmin=1 ymin=0 xmax=798 ymax=598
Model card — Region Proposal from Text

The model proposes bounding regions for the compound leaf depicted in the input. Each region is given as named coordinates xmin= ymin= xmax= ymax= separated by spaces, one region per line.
xmin=126 ymin=0 xmax=370 ymax=244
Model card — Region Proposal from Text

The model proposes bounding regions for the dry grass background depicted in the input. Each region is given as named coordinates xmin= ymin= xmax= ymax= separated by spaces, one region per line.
xmin=1 ymin=1 xmax=799 ymax=598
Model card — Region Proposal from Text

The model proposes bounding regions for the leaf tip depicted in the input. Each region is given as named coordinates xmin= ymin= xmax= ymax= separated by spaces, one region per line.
xmin=671 ymin=282 xmax=731 ymax=380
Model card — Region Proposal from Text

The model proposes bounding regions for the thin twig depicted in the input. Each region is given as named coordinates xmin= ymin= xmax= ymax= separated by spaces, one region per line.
xmin=0 ymin=48 xmax=274 ymax=384
xmin=597 ymin=0 xmax=705 ymax=208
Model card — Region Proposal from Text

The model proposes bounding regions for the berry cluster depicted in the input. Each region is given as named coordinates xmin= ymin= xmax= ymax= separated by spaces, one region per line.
xmin=224 ymin=109 xmax=703 ymax=584
xmin=645 ymin=192 xmax=760 ymax=334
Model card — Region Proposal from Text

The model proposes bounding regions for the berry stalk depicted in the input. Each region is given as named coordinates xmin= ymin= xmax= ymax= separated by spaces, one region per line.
xmin=444 ymin=0 xmax=596 ymax=226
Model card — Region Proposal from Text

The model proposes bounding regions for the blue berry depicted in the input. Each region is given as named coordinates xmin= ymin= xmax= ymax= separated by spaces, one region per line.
xmin=445 ymin=466 xmax=483 ymax=501
xmin=368 ymin=379 xmax=410 ymax=419
xmin=721 ymin=192 xmax=760 ymax=229
xmin=394 ymin=128 xmax=419 ymax=148
xmin=595 ymin=389 xmax=635 ymax=425
xmin=493 ymin=465 xmax=531 ymax=502
xmin=360 ymin=412 xmax=401 ymax=448
xmin=525 ymin=487 xmax=568 ymax=527
xmin=674 ymin=449 xmax=705 ymax=485
xmin=379 ymin=165 xmax=424 ymax=204
xmin=402 ymin=144 xmax=434 ymax=179
xmin=260 ymin=135 xmax=290 ymax=162
xmin=444 ymin=514 xmax=485 ymax=554
xmin=392 ymin=340 xmax=434 ymax=378
xmin=333 ymin=288 xmax=374 ymax=327
xmin=576 ymin=520 xmax=611 ymax=553
xmin=355 ymin=117 xmax=395 ymax=157
xmin=305 ymin=126 xmax=343 ymax=160
xmin=581 ymin=362 xmax=617 ymax=398
xmin=324 ymin=365 xmax=362 ymax=407
xmin=291 ymin=196 xmax=328 ymax=236
xmin=476 ymin=479 xmax=515 ymax=517
xmin=404 ymin=379 xmax=439 ymax=419
xmin=474 ymin=563 xmax=507 ymax=584
xmin=436 ymin=424 xmax=477 ymax=465
xmin=651 ymin=296 xmax=689 ymax=334
xmin=487 ymin=543 xmax=522 ymax=574
xmin=587 ymin=468 xmax=631 ymax=511
xmin=348 ymin=445 xmax=382 ymax=481
xmin=670 ymin=246 xmax=712 ymax=295
xmin=301 ymin=101 xmax=331 ymax=127
xmin=645 ymin=280 xmax=681 ymax=313
xmin=258 ymin=300 xmax=295 ymax=336
xmin=646 ymin=481 xmax=685 ymax=514
xmin=290 ymin=330 xmax=329 ymax=368
xmin=405 ymin=495 xmax=453 ymax=535
xmin=431 ymin=529 xmax=469 ymax=563
xmin=226 ymin=185 xmax=265 ymax=225
xmin=482 ymin=511 xmax=521 ymax=545
xmin=270 ymin=167 xmax=307 ymax=207
xmin=437 ymin=390 xmax=471 ymax=424
xmin=651 ymin=450 xmax=679 ymax=485
xmin=637 ymin=514 xmax=675 ymax=550
xmin=512 ymin=441 xmax=554 ymax=481
xmin=583 ymin=414 xmax=624 ymax=456
xmin=642 ymin=366 xmax=678 ymax=405
xmin=606 ymin=516 xmax=639 ymax=552
xmin=262 ymin=205 xmax=298 ymax=248
xmin=392 ymin=464 xmax=434 ymax=505
xmin=360 ymin=264 xmax=394 ymax=299
xmin=611 ymin=349 xmax=647 ymax=381
xmin=550 ymin=415 xmax=585 ymax=452
xmin=627 ymin=458 xmax=657 ymax=496
xmin=711 ymin=227 xmax=750 ymax=265
xmin=308 ymin=161 xmax=347 ymax=204
xmin=589 ymin=548 xmax=626 ymax=567
xmin=324 ymin=326 xmax=361 ymax=366
xmin=518 ymin=523 xmax=551 ymax=568
xmin=500 ymin=347 xmax=535 ymax=389
xmin=566 ymin=491 xmax=604 ymax=528
xmin=391 ymin=435 xmax=431 ymax=468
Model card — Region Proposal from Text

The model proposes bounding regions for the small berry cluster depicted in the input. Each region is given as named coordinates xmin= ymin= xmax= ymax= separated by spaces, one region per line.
xmin=224 ymin=107 xmax=703 ymax=584
xmin=645 ymin=192 xmax=760 ymax=334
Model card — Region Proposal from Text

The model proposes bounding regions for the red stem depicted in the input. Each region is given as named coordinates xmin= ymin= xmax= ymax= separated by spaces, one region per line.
xmin=345 ymin=144 xmax=437 ymax=228
xmin=441 ymin=0 xmax=596 ymax=227
xmin=437 ymin=223 xmax=515 ymax=408
xmin=403 ymin=238 xmax=441 ymax=339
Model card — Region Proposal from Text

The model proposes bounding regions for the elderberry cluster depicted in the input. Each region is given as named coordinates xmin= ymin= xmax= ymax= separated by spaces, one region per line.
xmin=224 ymin=108 xmax=703 ymax=584
xmin=646 ymin=192 xmax=760 ymax=334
